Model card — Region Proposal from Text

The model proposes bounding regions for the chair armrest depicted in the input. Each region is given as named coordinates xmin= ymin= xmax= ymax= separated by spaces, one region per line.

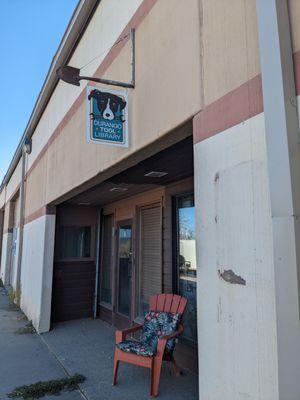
xmin=156 ymin=324 xmax=184 ymax=355
xmin=115 ymin=324 xmax=143 ymax=344
xmin=158 ymin=324 xmax=184 ymax=341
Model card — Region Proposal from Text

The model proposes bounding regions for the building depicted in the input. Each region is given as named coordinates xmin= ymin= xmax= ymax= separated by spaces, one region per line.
xmin=1 ymin=0 xmax=300 ymax=398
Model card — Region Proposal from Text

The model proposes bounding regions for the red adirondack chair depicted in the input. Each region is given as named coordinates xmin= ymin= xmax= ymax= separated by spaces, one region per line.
xmin=113 ymin=293 xmax=188 ymax=397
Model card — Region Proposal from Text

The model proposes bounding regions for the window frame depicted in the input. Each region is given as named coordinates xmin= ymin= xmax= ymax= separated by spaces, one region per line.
xmin=172 ymin=191 xmax=195 ymax=293
xmin=99 ymin=213 xmax=114 ymax=309
xmin=172 ymin=191 xmax=197 ymax=346
xmin=54 ymin=225 xmax=93 ymax=262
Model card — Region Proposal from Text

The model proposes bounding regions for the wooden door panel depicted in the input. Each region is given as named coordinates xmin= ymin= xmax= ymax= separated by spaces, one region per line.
xmin=52 ymin=260 xmax=95 ymax=322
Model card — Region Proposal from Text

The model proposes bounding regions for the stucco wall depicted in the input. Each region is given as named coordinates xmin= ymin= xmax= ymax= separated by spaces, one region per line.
xmin=5 ymin=159 xmax=21 ymax=203
xmin=194 ymin=112 xmax=278 ymax=400
xmin=0 ymin=1 xmax=299 ymax=396
xmin=289 ymin=0 xmax=300 ymax=53
xmin=192 ymin=2 xmax=300 ymax=398
xmin=26 ymin=0 xmax=144 ymax=173
xmin=20 ymin=214 xmax=55 ymax=332
xmin=3 ymin=201 xmax=13 ymax=233
xmin=1 ymin=201 xmax=17 ymax=285
xmin=3 ymin=1 xmax=300 ymax=220
xmin=0 ymin=232 xmax=11 ymax=285
xmin=2 ymin=0 xmax=205 ymax=335
xmin=0 ymin=188 xmax=5 ymax=210
xmin=194 ymin=114 xmax=278 ymax=400
xmin=202 ymin=0 xmax=260 ymax=106
xmin=23 ymin=0 xmax=202 ymax=217
xmin=288 ymin=0 xmax=300 ymax=137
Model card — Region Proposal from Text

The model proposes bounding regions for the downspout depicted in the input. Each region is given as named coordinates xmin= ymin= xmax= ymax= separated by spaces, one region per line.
xmin=15 ymin=138 xmax=31 ymax=304
xmin=93 ymin=207 xmax=103 ymax=318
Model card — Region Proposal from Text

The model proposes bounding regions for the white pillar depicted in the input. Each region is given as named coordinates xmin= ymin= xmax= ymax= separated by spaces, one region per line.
xmin=194 ymin=114 xmax=279 ymax=399
xmin=256 ymin=1 xmax=300 ymax=398
xmin=1 ymin=201 xmax=14 ymax=286
xmin=1 ymin=230 xmax=13 ymax=286
xmin=20 ymin=211 xmax=56 ymax=333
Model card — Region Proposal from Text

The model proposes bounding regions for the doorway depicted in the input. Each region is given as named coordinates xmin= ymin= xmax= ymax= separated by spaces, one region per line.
xmin=98 ymin=196 xmax=163 ymax=329
xmin=51 ymin=134 xmax=197 ymax=372
xmin=51 ymin=205 xmax=97 ymax=323
xmin=98 ymin=216 xmax=136 ymax=329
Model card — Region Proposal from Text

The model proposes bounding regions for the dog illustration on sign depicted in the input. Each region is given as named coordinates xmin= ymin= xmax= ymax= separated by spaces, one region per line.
xmin=88 ymin=89 xmax=127 ymax=122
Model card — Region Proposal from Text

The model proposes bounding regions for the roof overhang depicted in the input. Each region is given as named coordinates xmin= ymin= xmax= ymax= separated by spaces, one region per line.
xmin=0 ymin=0 xmax=99 ymax=192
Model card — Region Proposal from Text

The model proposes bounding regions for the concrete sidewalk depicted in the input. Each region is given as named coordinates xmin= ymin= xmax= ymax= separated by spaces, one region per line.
xmin=0 ymin=288 xmax=83 ymax=400
xmin=0 ymin=288 xmax=198 ymax=400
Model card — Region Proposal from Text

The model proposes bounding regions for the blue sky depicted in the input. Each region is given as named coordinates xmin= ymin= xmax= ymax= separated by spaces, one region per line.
xmin=0 ymin=0 xmax=78 ymax=182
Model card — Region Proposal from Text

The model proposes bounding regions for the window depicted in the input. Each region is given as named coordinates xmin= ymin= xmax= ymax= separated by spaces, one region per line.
xmin=174 ymin=193 xmax=197 ymax=343
xmin=57 ymin=226 xmax=91 ymax=259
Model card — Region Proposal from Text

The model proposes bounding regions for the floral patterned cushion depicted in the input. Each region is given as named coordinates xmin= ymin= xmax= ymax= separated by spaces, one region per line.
xmin=116 ymin=311 xmax=180 ymax=357
xmin=116 ymin=339 xmax=156 ymax=357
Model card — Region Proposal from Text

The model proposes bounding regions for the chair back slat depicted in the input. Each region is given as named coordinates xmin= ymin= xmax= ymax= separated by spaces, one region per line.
xmin=164 ymin=294 xmax=173 ymax=312
xmin=149 ymin=294 xmax=187 ymax=314
xmin=149 ymin=293 xmax=187 ymax=315
xmin=149 ymin=294 xmax=158 ymax=311
xmin=177 ymin=297 xmax=188 ymax=314
xmin=156 ymin=294 xmax=166 ymax=311
xmin=170 ymin=294 xmax=181 ymax=313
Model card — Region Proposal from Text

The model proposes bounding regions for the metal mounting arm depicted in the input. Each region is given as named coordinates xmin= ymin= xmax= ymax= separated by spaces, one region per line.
xmin=57 ymin=29 xmax=135 ymax=89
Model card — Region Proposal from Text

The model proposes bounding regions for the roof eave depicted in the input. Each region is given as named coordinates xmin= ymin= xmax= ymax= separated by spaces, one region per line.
xmin=0 ymin=0 xmax=99 ymax=193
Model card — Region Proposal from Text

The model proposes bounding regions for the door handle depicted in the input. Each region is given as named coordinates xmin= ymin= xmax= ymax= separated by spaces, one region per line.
xmin=128 ymin=252 xmax=133 ymax=278
xmin=128 ymin=261 xmax=132 ymax=278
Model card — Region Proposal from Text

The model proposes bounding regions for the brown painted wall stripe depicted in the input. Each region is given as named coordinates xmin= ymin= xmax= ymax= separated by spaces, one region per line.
xmin=194 ymin=50 xmax=300 ymax=144
xmin=24 ymin=205 xmax=56 ymax=226
xmin=21 ymin=50 xmax=300 ymax=224
xmin=193 ymin=74 xmax=263 ymax=144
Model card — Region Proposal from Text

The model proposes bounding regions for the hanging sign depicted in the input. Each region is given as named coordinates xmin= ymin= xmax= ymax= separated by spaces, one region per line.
xmin=86 ymin=86 xmax=129 ymax=147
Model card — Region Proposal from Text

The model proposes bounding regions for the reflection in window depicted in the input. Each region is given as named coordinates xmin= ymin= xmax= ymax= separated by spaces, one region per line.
xmin=176 ymin=194 xmax=197 ymax=343
xmin=57 ymin=226 xmax=91 ymax=259
xmin=118 ymin=225 xmax=132 ymax=317
xmin=100 ymin=215 xmax=113 ymax=305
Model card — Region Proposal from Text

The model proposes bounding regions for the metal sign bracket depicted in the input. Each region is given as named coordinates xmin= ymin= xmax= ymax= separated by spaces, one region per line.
xmin=57 ymin=29 xmax=135 ymax=89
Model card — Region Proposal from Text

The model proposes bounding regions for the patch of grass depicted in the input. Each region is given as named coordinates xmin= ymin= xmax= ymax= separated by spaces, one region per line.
xmin=9 ymin=303 xmax=20 ymax=311
xmin=7 ymin=288 xmax=20 ymax=311
xmin=7 ymin=287 xmax=15 ymax=303
xmin=15 ymin=321 xmax=36 ymax=335
xmin=7 ymin=374 xmax=86 ymax=399
xmin=17 ymin=314 xmax=28 ymax=321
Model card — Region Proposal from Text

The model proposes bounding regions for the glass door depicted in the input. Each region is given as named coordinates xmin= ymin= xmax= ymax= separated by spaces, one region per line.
xmin=117 ymin=221 xmax=133 ymax=319
xmin=175 ymin=193 xmax=197 ymax=343
xmin=100 ymin=214 xmax=114 ymax=306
